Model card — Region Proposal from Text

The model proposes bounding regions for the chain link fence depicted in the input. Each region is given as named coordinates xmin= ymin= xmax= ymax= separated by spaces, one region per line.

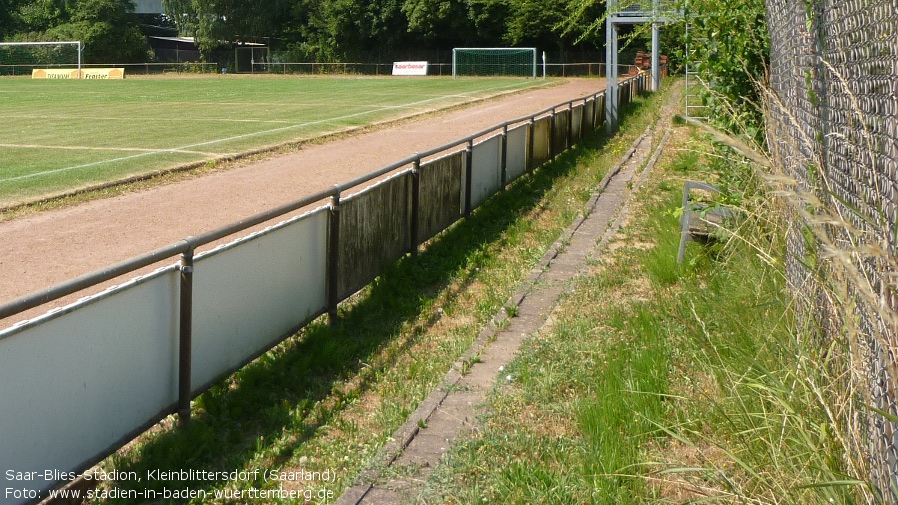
xmin=765 ymin=0 xmax=898 ymax=500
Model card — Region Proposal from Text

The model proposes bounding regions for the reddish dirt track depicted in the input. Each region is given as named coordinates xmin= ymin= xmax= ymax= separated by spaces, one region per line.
xmin=0 ymin=78 xmax=605 ymax=325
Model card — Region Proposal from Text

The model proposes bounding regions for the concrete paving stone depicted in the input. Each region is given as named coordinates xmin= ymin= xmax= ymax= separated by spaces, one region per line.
xmin=357 ymin=487 xmax=403 ymax=505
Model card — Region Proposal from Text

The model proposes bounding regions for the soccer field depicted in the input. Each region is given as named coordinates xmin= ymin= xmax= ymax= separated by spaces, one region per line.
xmin=0 ymin=75 xmax=547 ymax=207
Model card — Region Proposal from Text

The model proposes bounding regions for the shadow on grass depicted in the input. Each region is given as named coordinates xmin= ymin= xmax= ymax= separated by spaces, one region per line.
xmin=108 ymin=93 xmax=656 ymax=500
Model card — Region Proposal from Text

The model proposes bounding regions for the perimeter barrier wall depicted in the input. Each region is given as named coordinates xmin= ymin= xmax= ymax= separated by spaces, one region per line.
xmin=0 ymin=73 xmax=647 ymax=505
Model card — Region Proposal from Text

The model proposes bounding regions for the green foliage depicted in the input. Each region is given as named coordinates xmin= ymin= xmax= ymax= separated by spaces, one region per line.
xmin=157 ymin=0 xmax=607 ymax=63
xmin=13 ymin=0 xmax=67 ymax=33
xmin=2 ymin=0 xmax=150 ymax=63
xmin=161 ymin=0 xmax=196 ymax=35
xmin=3 ymin=0 xmax=615 ymax=63
xmin=557 ymin=0 xmax=769 ymax=138
xmin=678 ymin=0 xmax=769 ymax=139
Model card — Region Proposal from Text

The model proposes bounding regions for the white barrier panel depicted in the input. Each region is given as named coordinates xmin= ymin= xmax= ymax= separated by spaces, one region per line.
xmin=532 ymin=116 xmax=551 ymax=167
xmin=191 ymin=209 xmax=328 ymax=391
xmin=0 ymin=267 xmax=180 ymax=504
xmin=506 ymin=124 xmax=528 ymax=183
xmin=392 ymin=61 xmax=428 ymax=76
xmin=471 ymin=135 xmax=502 ymax=209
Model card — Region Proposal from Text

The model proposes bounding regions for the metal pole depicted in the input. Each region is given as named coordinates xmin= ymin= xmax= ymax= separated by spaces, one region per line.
xmin=500 ymin=125 xmax=508 ymax=189
xmin=549 ymin=108 xmax=556 ymax=159
xmin=177 ymin=238 xmax=197 ymax=429
xmin=605 ymin=17 xmax=617 ymax=134
xmin=568 ymin=102 xmax=574 ymax=149
xmin=652 ymin=23 xmax=661 ymax=92
xmin=410 ymin=157 xmax=421 ymax=255
xmin=327 ymin=190 xmax=341 ymax=325
xmin=527 ymin=117 xmax=535 ymax=172
xmin=464 ymin=140 xmax=473 ymax=216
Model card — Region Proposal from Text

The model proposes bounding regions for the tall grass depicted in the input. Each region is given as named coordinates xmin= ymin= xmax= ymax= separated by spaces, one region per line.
xmin=419 ymin=100 xmax=885 ymax=504
xmin=653 ymin=96 xmax=881 ymax=501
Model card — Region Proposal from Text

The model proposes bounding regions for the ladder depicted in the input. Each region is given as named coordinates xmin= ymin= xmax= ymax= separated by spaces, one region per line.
xmin=684 ymin=23 xmax=709 ymax=120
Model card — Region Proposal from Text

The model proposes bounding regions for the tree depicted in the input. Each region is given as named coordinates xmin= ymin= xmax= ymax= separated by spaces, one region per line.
xmin=161 ymin=0 xmax=287 ymax=51
xmin=161 ymin=0 xmax=196 ymax=36
xmin=678 ymin=0 xmax=768 ymax=137
xmin=403 ymin=0 xmax=481 ymax=47
xmin=152 ymin=0 xmax=616 ymax=64
xmin=46 ymin=0 xmax=150 ymax=63
xmin=0 ymin=0 xmax=19 ymax=39
xmin=310 ymin=0 xmax=410 ymax=60
xmin=13 ymin=0 xmax=68 ymax=33
xmin=503 ymin=0 xmax=576 ymax=51
xmin=466 ymin=0 xmax=509 ymax=45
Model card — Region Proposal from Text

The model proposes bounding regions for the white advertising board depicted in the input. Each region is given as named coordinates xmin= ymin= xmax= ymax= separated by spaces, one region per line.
xmin=392 ymin=61 xmax=429 ymax=76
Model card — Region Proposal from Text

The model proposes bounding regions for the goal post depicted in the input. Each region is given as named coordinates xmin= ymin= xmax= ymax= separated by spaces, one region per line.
xmin=452 ymin=48 xmax=537 ymax=78
xmin=0 ymin=41 xmax=82 ymax=77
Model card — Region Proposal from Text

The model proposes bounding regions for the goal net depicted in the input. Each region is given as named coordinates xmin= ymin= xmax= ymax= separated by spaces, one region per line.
xmin=0 ymin=41 xmax=82 ymax=76
xmin=452 ymin=48 xmax=536 ymax=78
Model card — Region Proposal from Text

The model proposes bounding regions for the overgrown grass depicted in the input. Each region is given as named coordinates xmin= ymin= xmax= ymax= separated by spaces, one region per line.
xmin=418 ymin=177 xmax=684 ymax=504
xmin=87 ymin=80 xmax=670 ymax=503
xmin=418 ymin=108 xmax=875 ymax=503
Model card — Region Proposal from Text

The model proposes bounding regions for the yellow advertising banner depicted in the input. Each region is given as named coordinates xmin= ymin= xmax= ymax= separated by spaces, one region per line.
xmin=32 ymin=68 xmax=126 ymax=79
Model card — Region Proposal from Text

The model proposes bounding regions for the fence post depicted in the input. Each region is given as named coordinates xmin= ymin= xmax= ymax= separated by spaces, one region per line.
xmin=527 ymin=117 xmax=535 ymax=172
xmin=500 ymin=125 xmax=508 ymax=189
xmin=410 ymin=156 xmax=421 ymax=255
xmin=549 ymin=108 xmax=556 ymax=159
xmin=177 ymin=237 xmax=197 ymax=430
xmin=464 ymin=140 xmax=474 ymax=216
xmin=327 ymin=189 xmax=341 ymax=325
xmin=568 ymin=102 xmax=574 ymax=150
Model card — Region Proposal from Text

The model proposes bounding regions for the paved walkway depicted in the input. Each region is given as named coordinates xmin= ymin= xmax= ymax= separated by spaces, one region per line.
xmin=336 ymin=82 xmax=681 ymax=505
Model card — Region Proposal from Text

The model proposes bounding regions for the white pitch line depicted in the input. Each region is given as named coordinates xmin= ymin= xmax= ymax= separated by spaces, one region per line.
xmin=1 ymin=80 xmax=546 ymax=184
xmin=0 ymin=143 xmax=225 ymax=156
xmin=2 ymin=114 xmax=295 ymax=124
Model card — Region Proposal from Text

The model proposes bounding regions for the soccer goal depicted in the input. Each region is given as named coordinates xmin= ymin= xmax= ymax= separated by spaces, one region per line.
xmin=0 ymin=41 xmax=82 ymax=76
xmin=452 ymin=48 xmax=537 ymax=78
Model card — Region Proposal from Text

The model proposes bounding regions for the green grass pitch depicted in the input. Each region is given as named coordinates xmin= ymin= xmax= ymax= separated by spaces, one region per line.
xmin=0 ymin=75 xmax=547 ymax=207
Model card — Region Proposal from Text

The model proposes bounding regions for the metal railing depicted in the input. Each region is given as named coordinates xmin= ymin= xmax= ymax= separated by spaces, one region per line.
xmin=0 ymin=75 xmax=648 ymax=504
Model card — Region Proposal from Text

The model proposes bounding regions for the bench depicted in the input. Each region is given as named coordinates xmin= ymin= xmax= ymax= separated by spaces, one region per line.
xmin=676 ymin=180 xmax=734 ymax=263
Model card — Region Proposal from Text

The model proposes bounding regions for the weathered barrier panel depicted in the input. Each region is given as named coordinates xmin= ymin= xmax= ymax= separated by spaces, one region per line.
xmin=620 ymin=81 xmax=631 ymax=109
xmin=531 ymin=116 xmax=552 ymax=169
xmin=571 ymin=104 xmax=584 ymax=145
xmin=471 ymin=134 xmax=503 ymax=209
xmin=191 ymin=209 xmax=329 ymax=391
xmin=552 ymin=108 xmax=571 ymax=155
xmin=505 ymin=124 xmax=529 ymax=183
xmin=338 ymin=172 xmax=412 ymax=299
xmin=418 ymin=152 xmax=464 ymax=243
xmin=0 ymin=267 xmax=181 ymax=498
xmin=584 ymin=99 xmax=596 ymax=133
